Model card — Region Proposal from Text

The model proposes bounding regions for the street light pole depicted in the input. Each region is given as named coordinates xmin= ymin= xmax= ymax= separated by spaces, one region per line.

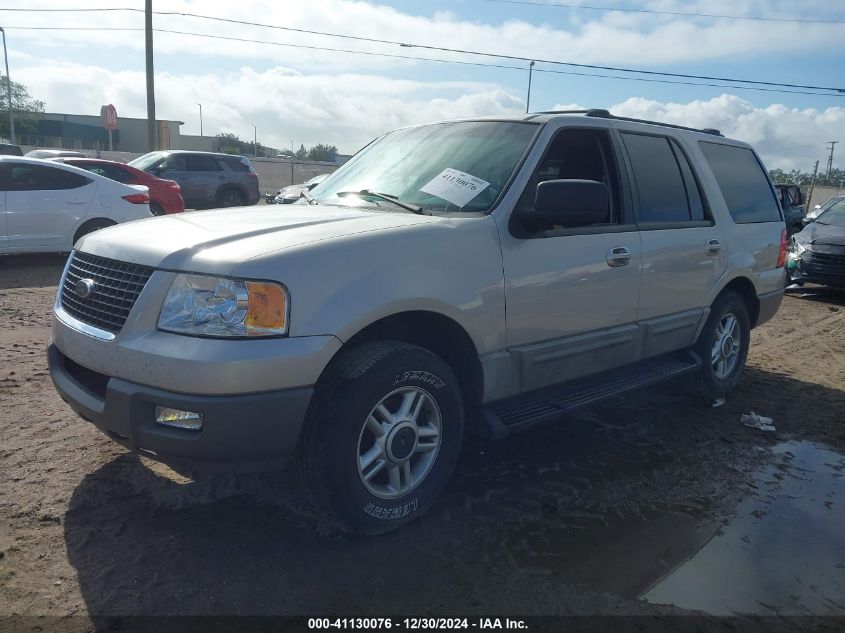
xmin=196 ymin=102 xmax=202 ymax=137
xmin=525 ymin=60 xmax=535 ymax=114
xmin=0 ymin=27 xmax=16 ymax=144
xmin=253 ymin=124 xmax=257 ymax=157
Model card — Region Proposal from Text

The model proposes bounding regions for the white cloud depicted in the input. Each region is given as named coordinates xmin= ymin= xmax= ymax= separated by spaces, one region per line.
xmin=7 ymin=0 xmax=844 ymax=70
xmin=16 ymin=62 xmax=523 ymax=153
xmin=610 ymin=95 xmax=845 ymax=171
xmin=554 ymin=95 xmax=845 ymax=170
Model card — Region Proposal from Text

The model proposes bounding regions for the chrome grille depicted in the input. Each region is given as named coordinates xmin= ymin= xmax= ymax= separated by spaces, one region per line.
xmin=60 ymin=252 xmax=154 ymax=333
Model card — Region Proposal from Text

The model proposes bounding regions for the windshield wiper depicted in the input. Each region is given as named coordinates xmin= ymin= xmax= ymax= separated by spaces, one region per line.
xmin=300 ymin=189 xmax=317 ymax=204
xmin=336 ymin=189 xmax=424 ymax=214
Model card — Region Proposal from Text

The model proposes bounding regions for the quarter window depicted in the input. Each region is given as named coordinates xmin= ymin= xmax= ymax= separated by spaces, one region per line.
xmin=699 ymin=142 xmax=781 ymax=223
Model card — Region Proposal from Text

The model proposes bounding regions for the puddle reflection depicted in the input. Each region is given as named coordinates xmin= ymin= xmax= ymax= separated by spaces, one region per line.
xmin=643 ymin=441 xmax=845 ymax=614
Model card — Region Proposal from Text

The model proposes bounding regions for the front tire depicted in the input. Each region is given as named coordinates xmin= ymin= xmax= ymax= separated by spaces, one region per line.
xmin=296 ymin=341 xmax=464 ymax=534
xmin=693 ymin=291 xmax=751 ymax=399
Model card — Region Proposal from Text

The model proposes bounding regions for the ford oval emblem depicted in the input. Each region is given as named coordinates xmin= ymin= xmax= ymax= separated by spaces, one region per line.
xmin=75 ymin=278 xmax=97 ymax=299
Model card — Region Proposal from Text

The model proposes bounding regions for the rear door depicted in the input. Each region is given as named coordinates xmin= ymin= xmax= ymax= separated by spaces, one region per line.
xmin=619 ymin=131 xmax=727 ymax=358
xmin=4 ymin=163 xmax=95 ymax=250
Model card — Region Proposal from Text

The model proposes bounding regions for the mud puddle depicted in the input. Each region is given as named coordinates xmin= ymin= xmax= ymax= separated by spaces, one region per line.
xmin=642 ymin=441 xmax=845 ymax=614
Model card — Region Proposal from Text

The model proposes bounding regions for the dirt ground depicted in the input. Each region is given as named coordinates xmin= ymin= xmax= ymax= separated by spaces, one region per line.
xmin=1 ymin=254 xmax=844 ymax=625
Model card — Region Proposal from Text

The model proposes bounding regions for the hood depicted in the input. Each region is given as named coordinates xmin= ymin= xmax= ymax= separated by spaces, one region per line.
xmin=76 ymin=204 xmax=443 ymax=272
xmin=796 ymin=221 xmax=845 ymax=247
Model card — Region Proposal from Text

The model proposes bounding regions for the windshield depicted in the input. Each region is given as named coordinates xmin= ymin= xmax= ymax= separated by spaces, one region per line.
xmin=817 ymin=200 xmax=845 ymax=226
xmin=129 ymin=152 xmax=166 ymax=170
xmin=311 ymin=121 xmax=538 ymax=213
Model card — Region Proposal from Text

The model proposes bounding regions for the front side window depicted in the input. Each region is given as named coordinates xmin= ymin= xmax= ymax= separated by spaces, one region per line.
xmin=622 ymin=133 xmax=693 ymax=224
xmin=311 ymin=121 xmax=539 ymax=213
xmin=159 ymin=155 xmax=187 ymax=172
xmin=512 ymin=127 xmax=622 ymax=234
xmin=699 ymin=142 xmax=781 ymax=223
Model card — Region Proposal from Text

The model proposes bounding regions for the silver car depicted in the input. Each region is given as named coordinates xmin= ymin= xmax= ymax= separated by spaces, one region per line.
xmin=129 ymin=150 xmax=260 ymax=209
xmin=49 ymin=110 xmax=786 ymax=534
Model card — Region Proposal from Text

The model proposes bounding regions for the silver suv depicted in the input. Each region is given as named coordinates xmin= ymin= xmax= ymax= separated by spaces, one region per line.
xmin=49 ymin=110 xmax=786 ymax=534
xmin=129 ymin=150 xmax=260 ymax=208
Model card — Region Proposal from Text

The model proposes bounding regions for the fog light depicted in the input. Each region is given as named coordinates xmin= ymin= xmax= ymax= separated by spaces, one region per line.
xmin=155 ymin=406 xmax=203 ymax=431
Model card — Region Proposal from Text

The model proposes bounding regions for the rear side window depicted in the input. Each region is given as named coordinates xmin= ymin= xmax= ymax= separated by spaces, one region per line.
xmin=186 ymin=155 xmax=223 ymax=172
xmin=699 ymin=142 xmax=780 ymax=223
xmin=1 ymin=164 xmax=91 ymax=191
xmin=622 ymin=133 xmax=700 ymax=223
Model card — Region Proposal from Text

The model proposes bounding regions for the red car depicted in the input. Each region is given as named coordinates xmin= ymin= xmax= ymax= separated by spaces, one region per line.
xmin=53 ymin=158 xmax=185 ymax=215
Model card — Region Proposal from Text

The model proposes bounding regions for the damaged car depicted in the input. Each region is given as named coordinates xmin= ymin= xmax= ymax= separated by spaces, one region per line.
xmin=787 ymin=198 xmax=845 ymax=288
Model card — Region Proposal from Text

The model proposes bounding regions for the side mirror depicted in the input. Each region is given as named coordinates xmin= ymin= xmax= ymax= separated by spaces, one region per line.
xmin=527 ymin=179 xmax=610 ymax=227
xmin=801 ymin=216 xmax=813 ymax=226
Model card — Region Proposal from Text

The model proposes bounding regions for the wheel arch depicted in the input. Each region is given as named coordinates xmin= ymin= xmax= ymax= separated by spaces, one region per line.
xmin=327 ymin=310 xmax=485 ymax=408
xmin=215 ymin=183 xmax=247 ymax=201
xmin=73 ymin=217 xmax=116 ymax=246
xmin=716 ymin=276 xmax=760 ymax=327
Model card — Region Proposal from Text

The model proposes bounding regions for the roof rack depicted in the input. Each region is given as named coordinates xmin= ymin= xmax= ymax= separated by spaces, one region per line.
xmin=534 ymin=108 xmax=723 ymax=137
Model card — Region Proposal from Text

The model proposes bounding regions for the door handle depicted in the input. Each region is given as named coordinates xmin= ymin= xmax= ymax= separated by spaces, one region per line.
xmin=66 ymin=199 xmax=87 ymax=205
xmin=706 ymin=239 xmax=722 ymax=255
xmin=606 ymin=246 xmax=631 ymax=267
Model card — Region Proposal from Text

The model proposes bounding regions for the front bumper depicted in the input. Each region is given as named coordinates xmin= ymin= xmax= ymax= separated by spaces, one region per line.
xmin=48 ymin=343 xmax=312 ymax=471
xmin=787 ymin=249 xmax=845 ymax=288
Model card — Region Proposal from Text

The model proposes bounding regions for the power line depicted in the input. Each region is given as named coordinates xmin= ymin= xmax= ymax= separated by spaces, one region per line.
xmin=6 ymin=25 xmax=842 ymax=98
xmin=1 ymin=6 xmax=843 ymax=93
xmin=474 ymin=0 xmax=845 ymax=25
xmin=6 ymin=3 xmax=845 ymax=25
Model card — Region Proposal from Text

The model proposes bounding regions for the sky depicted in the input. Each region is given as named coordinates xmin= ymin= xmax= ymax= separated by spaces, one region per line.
xmin=1 ymin=0 xmax=844 ymax=171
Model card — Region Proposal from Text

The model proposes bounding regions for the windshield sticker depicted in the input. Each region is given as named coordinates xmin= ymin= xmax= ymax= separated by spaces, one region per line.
xmin=420 ymin=168 xmax=490 ymax=208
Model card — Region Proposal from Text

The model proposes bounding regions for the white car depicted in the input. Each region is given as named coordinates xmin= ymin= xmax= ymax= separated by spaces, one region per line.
xmin=0 ymin=157 xmax=152 ymax=254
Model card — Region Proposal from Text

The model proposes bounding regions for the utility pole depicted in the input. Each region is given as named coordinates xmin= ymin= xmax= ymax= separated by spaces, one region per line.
xmin=0 ymin=27 xmax=15 ymax=144
xmin=525 ymin=60 xmax=535 ymax=114
xmin=253 ymin=124 xmax=257 ymax=157
xmin=805 ymin=160 xmax=819 ymax=214
xmin=196 ymin=102 xmax=202 ymax=137
xmin=825 ymin=141 xmax=838 ymax=184
xmin=145 ymin=0 xmax=157 ymax=152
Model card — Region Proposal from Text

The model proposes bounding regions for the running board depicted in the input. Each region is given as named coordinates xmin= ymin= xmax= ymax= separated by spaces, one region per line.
xmin=477 ymin=351 xmax=702 ymax=439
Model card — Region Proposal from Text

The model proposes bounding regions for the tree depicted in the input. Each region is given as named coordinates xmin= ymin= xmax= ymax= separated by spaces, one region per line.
xmin=307 ymin=143 xmax=338 ymax=162
xmin=295 ymin=144 xmax=307 ymax=160
xmin=215 ymin=132 xmax=267 ymax=157
xmin=0 ymin=74 xmax=45 ymax=140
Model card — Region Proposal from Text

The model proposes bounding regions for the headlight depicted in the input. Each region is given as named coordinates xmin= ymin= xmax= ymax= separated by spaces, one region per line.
xmin=158 ymin=274 xmax=288 ymax=337
xmin=789 ymin=238 xmax=807 ymax=256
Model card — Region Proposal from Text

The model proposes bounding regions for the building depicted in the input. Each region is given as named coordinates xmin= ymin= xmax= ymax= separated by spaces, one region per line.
xmin=17 ymin=111 xmax=279 ymax=156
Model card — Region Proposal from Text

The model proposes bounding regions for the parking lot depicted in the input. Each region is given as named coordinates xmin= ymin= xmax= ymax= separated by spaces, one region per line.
xmin=1 ymin=254 xmax=844 ymax=621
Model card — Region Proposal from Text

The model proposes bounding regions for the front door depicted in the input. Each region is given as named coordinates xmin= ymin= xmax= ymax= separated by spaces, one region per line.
xmin=499 ymin=126 xmax=642 ymax=394
xmin=184 ymin=154 xmax=225 ymax=204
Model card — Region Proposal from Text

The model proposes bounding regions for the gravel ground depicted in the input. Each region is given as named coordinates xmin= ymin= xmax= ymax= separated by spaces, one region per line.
xmin=1 ymin=254 xmax=844 ymax=624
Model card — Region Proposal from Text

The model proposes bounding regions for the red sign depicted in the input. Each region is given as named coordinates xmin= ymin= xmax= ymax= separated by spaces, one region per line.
xmin=100 ymin=104 xmax=118 ymax=130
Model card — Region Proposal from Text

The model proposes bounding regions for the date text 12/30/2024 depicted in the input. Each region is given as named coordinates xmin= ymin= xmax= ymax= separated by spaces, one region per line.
xmin=308 ymin=618 xmax=528 ymax=630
